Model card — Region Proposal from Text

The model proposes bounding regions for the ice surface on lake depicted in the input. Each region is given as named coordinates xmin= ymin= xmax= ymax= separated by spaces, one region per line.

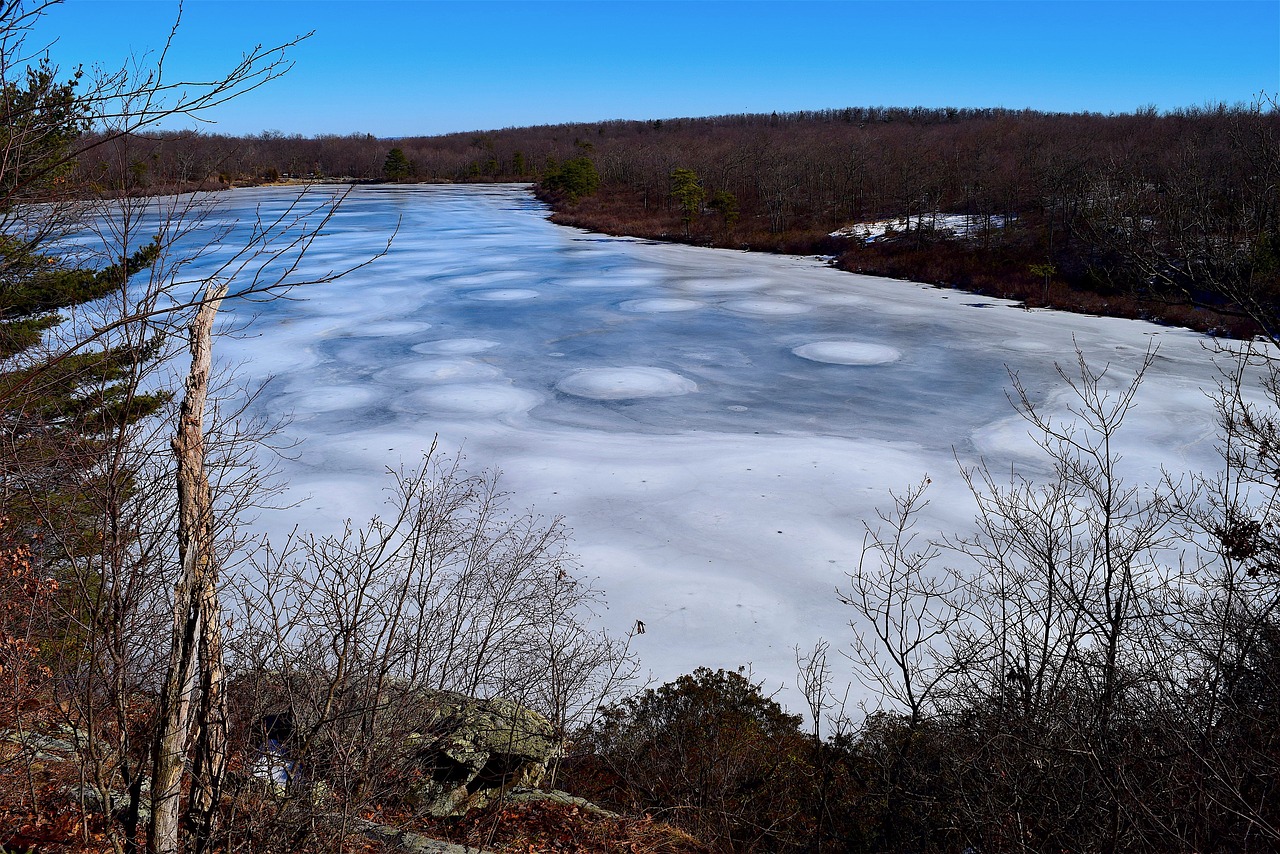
xmin=181 ymin=184 xmax=1246 ymax=709
xmin=467 ymin=288 xmax=541 ymax=301
xmin=557 ymin=367 xmax=698 ymax=400
xmin=793 ymin=341 xmax=903 ymax=365
xmin=619 ymin=298 xmax=705 ymax=313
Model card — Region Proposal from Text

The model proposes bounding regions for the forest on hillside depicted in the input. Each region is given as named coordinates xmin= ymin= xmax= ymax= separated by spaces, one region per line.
xmin=81 ymin=102 xmax=1280 ymax=337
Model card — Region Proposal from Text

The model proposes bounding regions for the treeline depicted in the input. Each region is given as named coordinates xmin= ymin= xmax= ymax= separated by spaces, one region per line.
xmin=82 ymin=102 xmax=1280 ymax=337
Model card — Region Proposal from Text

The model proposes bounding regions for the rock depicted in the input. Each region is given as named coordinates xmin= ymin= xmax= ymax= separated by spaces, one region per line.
xmin=403 ymin=692 xmax=560 ymax=817
xmin=351 ymin=818 xmax=493 ymax=854
xmin=74 ymin=786 xmax=152 ymax=824
xmin=0 ymin=730 xmax=79 ymax=760
xmin=502 ymin=786 xmax=619 ymax=818
xmin=0 ymin=726 xmax=94 ymax=764
xmin=235 ymin=677 xmax=562 ymax=819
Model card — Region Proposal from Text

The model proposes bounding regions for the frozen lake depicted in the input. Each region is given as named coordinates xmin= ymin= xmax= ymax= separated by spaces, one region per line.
xmin=197 ymin=184 xmax=1236 ymax=706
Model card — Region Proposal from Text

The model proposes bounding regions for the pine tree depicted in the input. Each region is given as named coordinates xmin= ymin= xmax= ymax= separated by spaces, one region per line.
xmin=540 ymin=156 xmax=600 ymax=202
xmin=670 ymin=168 xmax=704 ymax=237
xmin=383 ymin=146 xmax=411 ymax=180
xmin=0 ymin=54 xmax=166 ymax=549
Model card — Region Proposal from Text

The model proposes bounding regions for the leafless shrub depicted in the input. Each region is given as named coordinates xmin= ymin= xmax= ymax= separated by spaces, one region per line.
xmin=218 ymin=445 xmax=636 ymax=842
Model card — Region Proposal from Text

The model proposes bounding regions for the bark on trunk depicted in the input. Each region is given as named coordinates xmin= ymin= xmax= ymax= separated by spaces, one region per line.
xmin=187 ymin=574 xmax=228 ymax=852
xmin=148 ymin=283 xmax=228 ymax=854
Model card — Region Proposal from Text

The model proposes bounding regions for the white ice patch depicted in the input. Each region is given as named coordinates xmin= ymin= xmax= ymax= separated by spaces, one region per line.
xmin=560 ymin=276 xmax=657 ymax=290
xmin=446 ymin=271 xmax=531 ymax=286
xmin=281 ymin=385 xmax=378 ymax=412
xmin=341 ymin=320 xmax=433 ymax=337
xmin=677 ymin=277 xmax=769 ymax=294
xmin=381 ymin=359 xmax=503 ymax=384
xmin=556 ymin=367 xmax=698 ymax=400
xmin=619 ymin=298 xmax=704 ymax=313
xmin=467 ymin=288 xmax=539 ymax=301
xmin=870 ymin=300 xmax=929 ymax=316
xmin=395 ymin=384 xmax=541 ymax=417
xmin=811 ymin=292 xmax=866 ymax=307
xmin=1002 ymin=339 xmax=1055 ymax=352
xmin=792 ymin=341 xmax=903 ymax=365
xmin=722 ymin=299 xmax=812 ymax=316
xmin=412 ymin=338 xmax=502 ymax=355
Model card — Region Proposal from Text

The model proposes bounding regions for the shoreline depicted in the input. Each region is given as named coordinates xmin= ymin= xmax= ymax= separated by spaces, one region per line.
xmin=539 ymin=189 xmax=1256 ymax=341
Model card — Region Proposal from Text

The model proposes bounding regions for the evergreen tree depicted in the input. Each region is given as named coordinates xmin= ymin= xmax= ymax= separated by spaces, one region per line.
xmin=0 ymin=49 xmax=166 ymax=548
xmin=670 ymin=168 xmax=704 ymax=237
xmin=708 ymin=189 xmax=740 ymax=229
xmin=383 ymin=146 xmax=411 ymax=180
xmin=540 ymin=156 xmax=599 ymax=202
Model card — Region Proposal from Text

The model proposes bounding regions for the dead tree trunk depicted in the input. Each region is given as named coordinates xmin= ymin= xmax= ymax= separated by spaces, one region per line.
xmin=187 ymin=568 xmax=228 ymax=852
xmin=148 ymin=283 xmax=228 ymax=854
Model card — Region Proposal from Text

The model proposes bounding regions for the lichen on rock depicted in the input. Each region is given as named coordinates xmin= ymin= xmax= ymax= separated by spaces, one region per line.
xmin=404 ymin=691 xmax=560 ymax=817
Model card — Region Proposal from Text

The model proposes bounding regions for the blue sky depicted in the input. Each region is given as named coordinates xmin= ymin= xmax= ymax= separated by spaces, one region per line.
xmin=28 ymin=0 xmax=1280 ymax=137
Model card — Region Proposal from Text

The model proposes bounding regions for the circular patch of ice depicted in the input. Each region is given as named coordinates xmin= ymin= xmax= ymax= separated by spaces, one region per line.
xmin=873 ymin=302 xmax=926 ymax=316
xmin=556 ymin=367 xmax=697 ymax=400
xmin=468 ymin=288 xmax=539 ymax=301
xmin=1002 ymin=339 xmax=1054 ymax=353
xmin=792 ymin=342 xmax=902 ymax=365
xmin=399 ymin=384 xmax=541 ymax=417
xmin=412 ymin=338 xmax=501 ymax=355
xmin=284 ymin=385 xmax=378 ymax=412
xmin=561 ymin=275 xmax=656 ymax=290
xmin=383 ymin=359 xmax=503 ymax=384
xmin=448 ymin=271 xmax=530 ymax=286
xmin=619 ymin=298 xmax=704 ymax=313
xmin=722 ymin=299 xmax=811 ymax=316
xmin=812 ymin=292 xmax=866 ymax=307
xmin=677 ymin=277 xmax=768 ymax=294
xmin=342 ymin=320 xmax=433 ymax=337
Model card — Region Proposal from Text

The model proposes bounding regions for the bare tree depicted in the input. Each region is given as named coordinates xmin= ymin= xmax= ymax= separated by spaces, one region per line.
xmin=219 ymin=446 xmax=635 ymax=846
xmin=840 ymin=478 xmax=968 ymax=728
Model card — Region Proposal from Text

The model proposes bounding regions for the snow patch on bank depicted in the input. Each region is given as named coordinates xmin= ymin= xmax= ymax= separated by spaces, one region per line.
xmin=832 ymin=213 xmax=1012 ymax=242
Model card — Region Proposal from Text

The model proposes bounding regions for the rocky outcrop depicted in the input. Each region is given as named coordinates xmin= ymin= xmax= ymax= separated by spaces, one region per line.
xmin=402 ymin=692 xmax=560 ymax=817
xmin=236 ymin=678 xmax=562 ymax=819
xmin=0 ymin=727 xmax=84 ymax=762
xmin=501 ymin=786 xmax=619 ymax=818
xmin=351 ymin=817 xmax=493 ymax=854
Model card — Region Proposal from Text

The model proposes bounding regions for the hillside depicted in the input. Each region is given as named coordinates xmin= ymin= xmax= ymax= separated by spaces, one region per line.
xmin=84 ymin=103 xmax=1280 ymax=338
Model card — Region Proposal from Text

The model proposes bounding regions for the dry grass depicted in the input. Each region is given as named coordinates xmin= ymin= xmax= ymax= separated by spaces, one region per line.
xmin=438 ymin=799 xmax=710 ymax=854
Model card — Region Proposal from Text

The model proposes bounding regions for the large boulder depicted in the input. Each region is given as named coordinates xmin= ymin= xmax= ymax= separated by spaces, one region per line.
xmin=232 ymin=675 xmax=561 ymax=819
xmin=404 ymin=692 xmax=559 ymax=817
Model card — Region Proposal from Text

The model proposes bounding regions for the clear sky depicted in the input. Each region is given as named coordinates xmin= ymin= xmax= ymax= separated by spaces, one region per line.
xmin=27 ymin=0 xmax=1280 ymax=137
